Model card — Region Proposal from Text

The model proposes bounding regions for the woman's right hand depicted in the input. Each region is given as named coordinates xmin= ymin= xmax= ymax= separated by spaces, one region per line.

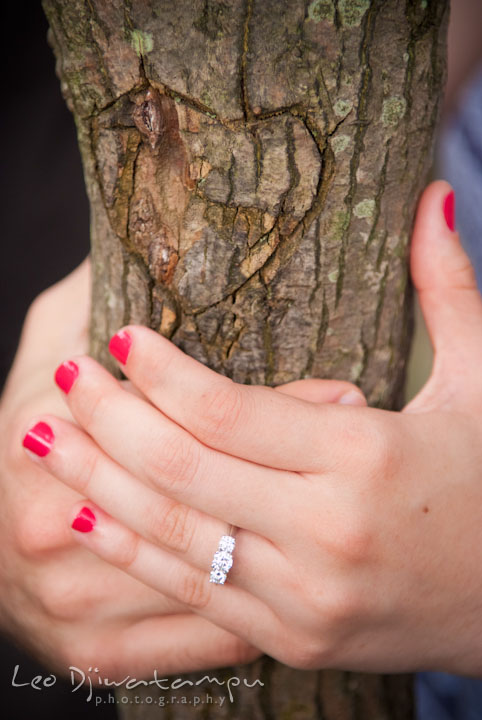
xmin=0 ymin=259 xmax=260 ymax=679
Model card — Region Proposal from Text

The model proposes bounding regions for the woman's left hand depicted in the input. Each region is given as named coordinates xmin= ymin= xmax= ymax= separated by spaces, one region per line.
xmin=22 ymin=181 xmax=482 ymax=675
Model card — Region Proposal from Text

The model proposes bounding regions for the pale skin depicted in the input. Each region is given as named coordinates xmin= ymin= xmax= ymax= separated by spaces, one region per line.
xmin=6 ymin=180 xmax=482 ymax=677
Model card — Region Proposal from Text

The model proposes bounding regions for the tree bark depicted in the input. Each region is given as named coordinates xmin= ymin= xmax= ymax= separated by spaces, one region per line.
xmin=42 ymin=0 xmax=448 ymax=717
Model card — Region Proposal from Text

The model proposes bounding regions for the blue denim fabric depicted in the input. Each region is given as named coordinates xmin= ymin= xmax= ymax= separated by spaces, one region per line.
xmin=416 ymin=673 xmax=482 ymax=720
xmin=416 ymin=65 xmax=482 ymax=720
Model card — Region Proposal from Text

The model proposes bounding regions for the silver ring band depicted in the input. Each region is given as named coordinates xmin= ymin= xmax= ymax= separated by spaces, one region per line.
xmin=209 ymin=527 xmax=237 ymax=585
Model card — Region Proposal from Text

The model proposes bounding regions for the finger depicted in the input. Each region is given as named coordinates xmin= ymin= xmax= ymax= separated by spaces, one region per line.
xmin=27 ymin=550 xmax=187 ymax=624
xmin=105 ymin=325 xmax=359 ymax=470
xmin=12 ymin=479 xmax=79 ymax=557
xmin=99 ymin=615 xmax=261 ymax=677
xmin=22 ymin=414 xmax=281 ymax=592
xmin=275 ymin=378 xmax=366 ymax=406
xmin=43 ymin=611 xmax=259 ymax=677
xmin=52 ymin=356 xmax=312 ymax=532
xmin=411 ymin=181 xmax=482 ymax=370
xmin=69 ymin=501 xmax=283 ymax=657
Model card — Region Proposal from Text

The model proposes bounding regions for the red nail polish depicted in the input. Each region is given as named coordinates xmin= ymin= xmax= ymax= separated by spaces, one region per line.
xmin=72 ymin=507 xmax=96 ymax=533
xmin=22 ymin=421 xmax=54 ymax=457
xmin=108 ymin=330 xmax=132 ymax=365
xmin=443 ymin=190 xmax=455 ymax=232
xmin=54 ymin=360 xmax=79 ymax=394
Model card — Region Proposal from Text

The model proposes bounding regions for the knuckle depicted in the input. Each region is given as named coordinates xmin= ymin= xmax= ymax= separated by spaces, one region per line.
xmin=75 ymin=448 xmax=102 ymax=495
xmin=278 ymin=636 xmax=323 ymax=670
xmin=146 ymin=499 xmax=195 ymax=555
xmin=15 ymin=519 xmax=44 ymax=559
xmin=114 ymin=533 xmax=141 ymax=571
xmin=363 ymin=420 xmax=397 ymax=479
xmin=320 ymin=583 xmax=362 ymax=628
xmin=224 ymin=635 xmax=261 ymax=666
xmin=446 ymin=252 xmax=477 ymax=290
xmin=35 ymin=575 xmax=83 ymax=621
xmin=337 ymin=416 xmax=398 ymax=486
xmin=15 ymin=508 xmax=64 ymax=558
xmin=78 ymin=386 xmax=111 ymax=431
xmin=176 ymin=567 xmax=210 ymax=609
xmin=323 ymin=515 xmax=373 ymax=566
xmin=283 ymin=585 xmax=361 ymax=668
xmin=342 ymin=520 xmax=373 ymax=564
xmin=196 ymin=381 xmax=244 ymax=443
xmin=145 ymin=431 xmax=201 ymax=494
xmin=141 ymin=341 xmax=177 ymax=393
xmin=295 ymin=572 xmax=351 ymax=628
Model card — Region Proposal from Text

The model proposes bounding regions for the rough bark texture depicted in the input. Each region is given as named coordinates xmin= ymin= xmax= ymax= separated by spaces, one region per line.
xmin=43 ymin=0 xmax=448 ymax=717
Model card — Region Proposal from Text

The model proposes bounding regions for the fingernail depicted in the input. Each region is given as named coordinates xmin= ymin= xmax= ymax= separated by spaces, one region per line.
xmin=108 ymin=330 xmax=132 ymax=365
xmin=339 ymin=390 xmax=366 ymax=406
xmin=54 ymin=360 xmax=79 ymax=394
xmin=443 ymin=190 xmax=455 ymax=232
xmin=72 ymin=507 xmax=96 ymax=533
xmin=22 ymin=421 xmax=55 ymax=457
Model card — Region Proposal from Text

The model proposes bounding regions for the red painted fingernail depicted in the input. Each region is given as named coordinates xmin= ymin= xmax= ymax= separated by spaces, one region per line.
xmin=443 ymin=190 xmax=455 ymax=232
xmin=108 ymin=330 xmax=132 ymax=365
xmin=54 ymin=360 xmax=79 ymax=394
xmin=22 ymin=421 xmax=55 ymax=457
xmin=72 ymin=507 xmax=96 ymax=533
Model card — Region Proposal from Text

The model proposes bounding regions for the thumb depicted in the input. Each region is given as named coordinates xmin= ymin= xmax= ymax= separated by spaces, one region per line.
xmin=411 ymin=182 xmax=482 ymax=359
xmin=19 ymin=257 xmax=91 ymax=365
xmin=1 ymin=258 xmax=91 ymax=409
xmin=408 ymin=181 xmax=482 ymax=408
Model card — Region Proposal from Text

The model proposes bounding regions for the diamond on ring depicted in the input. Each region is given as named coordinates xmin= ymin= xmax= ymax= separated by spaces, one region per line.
xmin=212 ymin=550 xmax=233 ymax=573
xmin=209 ymin=533 xmax=236 ymax=584
xmin=209 ymin=568 xmax=227 ymax=585
xmin=218 ymin=535 xmax=236 ymax=553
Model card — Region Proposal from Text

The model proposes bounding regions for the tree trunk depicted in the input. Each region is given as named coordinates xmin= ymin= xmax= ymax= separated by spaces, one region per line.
xmin=42 ymin=0 xmax=448 ymax=716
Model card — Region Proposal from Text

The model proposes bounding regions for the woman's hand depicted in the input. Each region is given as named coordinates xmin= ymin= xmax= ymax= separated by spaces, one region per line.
xmin=22 ymin=180 xmax=482 ymax=676
xmin=0 ymin=260 xmax=264 ymax=678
